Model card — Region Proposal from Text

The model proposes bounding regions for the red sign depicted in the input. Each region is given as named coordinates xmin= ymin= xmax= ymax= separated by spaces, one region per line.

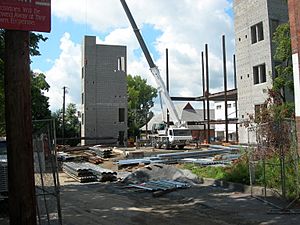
xmin=0 ymin=0 xmax=51 ymax=32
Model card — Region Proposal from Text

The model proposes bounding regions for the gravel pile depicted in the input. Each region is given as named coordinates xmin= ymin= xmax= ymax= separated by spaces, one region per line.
xmin=122 ymin=164 xmax=202 ymax=185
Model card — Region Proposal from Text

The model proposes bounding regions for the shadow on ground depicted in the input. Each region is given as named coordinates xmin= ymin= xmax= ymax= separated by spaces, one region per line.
xmin=60 ymin=182 xmax=300 ymax=225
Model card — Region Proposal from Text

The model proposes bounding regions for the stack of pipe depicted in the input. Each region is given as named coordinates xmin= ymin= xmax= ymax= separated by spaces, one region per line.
xmin=62 ymin=162 xmax=97 ymax=183
xmin=89 ymin=146 xmax=112 ymax=158
xmin=80 ymin=162 xmax=117 ymax=182
xmin=63 ymin=162 xmax=117 ymax=182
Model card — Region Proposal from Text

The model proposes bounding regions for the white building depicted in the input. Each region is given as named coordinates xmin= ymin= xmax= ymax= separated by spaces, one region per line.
xmin=214 ymin=101 xmax=237 ymax=141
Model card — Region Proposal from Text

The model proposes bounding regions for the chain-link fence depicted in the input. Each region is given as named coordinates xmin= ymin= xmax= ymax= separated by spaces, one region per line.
xmin=0 ymin=120 xmax=62 ymax=224
xmin=248 ymin=119 xmax=300 ymax=213
xmin=33 ymin=119 xmax=62 ymax=225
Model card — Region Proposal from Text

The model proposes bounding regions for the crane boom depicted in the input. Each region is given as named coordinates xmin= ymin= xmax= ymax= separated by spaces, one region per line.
xmin=120 ymin=0 xmax=182 ymax=127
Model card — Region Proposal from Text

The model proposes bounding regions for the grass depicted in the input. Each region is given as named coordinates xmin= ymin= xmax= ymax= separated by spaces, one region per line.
xmin=184 ymin=154 xmax=300 ymax=199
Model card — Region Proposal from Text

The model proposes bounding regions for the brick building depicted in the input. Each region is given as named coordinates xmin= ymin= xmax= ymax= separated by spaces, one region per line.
xmin=288 ymin=0 xmax=300 ymax=153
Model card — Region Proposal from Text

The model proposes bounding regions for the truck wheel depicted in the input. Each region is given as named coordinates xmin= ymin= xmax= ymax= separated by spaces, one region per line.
xmin=177 ymin=145 xmax=185 ymax=150
xmin=163 ymin=143 xmax=170 ymax=149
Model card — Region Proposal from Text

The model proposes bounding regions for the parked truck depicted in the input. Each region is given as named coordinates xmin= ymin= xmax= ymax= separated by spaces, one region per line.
xmin=120 ymin=0 xmax=193 ymax=149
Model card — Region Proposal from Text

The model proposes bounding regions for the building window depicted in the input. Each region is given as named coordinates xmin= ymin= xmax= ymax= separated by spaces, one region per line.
xmin=251 ymin=22 xmax=264 ymax=44
xmin=117 ymin=57 xmax=125 ymax=72
xmin=81 ymin=93 xmax=84 ymax=104
xmin=81 ymin=113 xmax=84 ymax=125
xmin=253 ymin=64 xmax=266 ymax=85
xmin=216 ymin=105 xmax=222 ymax=110
xmin=119 ymin=108 xmax=125 ymax=122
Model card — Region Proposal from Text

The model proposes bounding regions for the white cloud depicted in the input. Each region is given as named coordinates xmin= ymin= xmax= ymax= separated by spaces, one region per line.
xmin=44 ymin=33 xmax=81 ymax=112
xmin=46 ymin=0 xmax=235 ymax=112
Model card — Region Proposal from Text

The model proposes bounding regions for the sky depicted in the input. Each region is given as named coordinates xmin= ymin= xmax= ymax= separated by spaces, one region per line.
xmin=31 ymin=0 xmax=235 ymax=114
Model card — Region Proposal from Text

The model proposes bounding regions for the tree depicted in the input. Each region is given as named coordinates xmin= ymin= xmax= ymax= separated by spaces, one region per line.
xmin=267 ymin=22 xmax=294 ymax=121
xmin=53 ymin=103 xmax=80 ymax=146
xmin=272 ymin=23 xmax=294 ymax=103
xmin=0 ymin=30 xmax=49 ymax=135
xmin=31 ymin=72 xmax=51 ymax=120
xmin=254 ymin=23 xmax=294 ymax=124
xmin=127 ymin=74 xmax=157 ymax=137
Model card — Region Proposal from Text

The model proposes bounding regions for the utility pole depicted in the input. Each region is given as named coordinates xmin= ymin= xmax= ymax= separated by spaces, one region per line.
xmin=62 ymin=86 xmax=67 ymax=145
xmin=288 ymin=0 xmax=300 ymax=154
xmin=4 ymin=30 xmax=37 ymax=225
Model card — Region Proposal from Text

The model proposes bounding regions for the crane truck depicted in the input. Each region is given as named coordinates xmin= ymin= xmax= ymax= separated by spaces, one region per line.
xmin=120 ymin=0 xmax=192 ymax=149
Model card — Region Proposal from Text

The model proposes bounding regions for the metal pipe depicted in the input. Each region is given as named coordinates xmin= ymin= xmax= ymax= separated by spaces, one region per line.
xmin=205 ymin=44 xmax=210 ymax=143
xmin=166 ymin=48 xmax=170 ymax=127
xmin=201 ymin=51 xmax=206 ymax=142
xmin=222 ymin=35 xmax=229 ymax=143
xmin=233 ymin=54 xmax=239 ymax=142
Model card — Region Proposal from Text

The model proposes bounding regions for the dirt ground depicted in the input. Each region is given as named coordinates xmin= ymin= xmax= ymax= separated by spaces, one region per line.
xmin=59 ymin=173 xmax=300 ymax=225
xmin=1 ymin=147 xmax=300 ymax=225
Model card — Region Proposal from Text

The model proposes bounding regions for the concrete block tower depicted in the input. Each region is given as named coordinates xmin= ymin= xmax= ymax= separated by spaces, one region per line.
xmin=81 ymin=36 xmax=127 ymax=145
xmin=234 ymin=0 xmax=288 ymax=143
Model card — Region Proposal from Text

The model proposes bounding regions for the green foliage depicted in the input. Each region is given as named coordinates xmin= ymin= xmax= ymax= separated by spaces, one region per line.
xmin=254 ymin=23 xmax=295 ymax=125
xmin=273 ymin=23 xmax=291 ymax=63
xmin=185 ymin=153 xmax=300 ymax=199
xmin=29 ymin=33 xmax=48 ymax=57
xmin=31 ymin=73 xmax=51 ymax=120
xmin=127 ymin=74 xmax=157 ymax=137
xmin=184 ymin=164 xmax=226 ymax=180
xmin=53 ymin=103 xmax=80 ymax=146
xmin=184 ymin=154 xmax=251 ymax=185
xmin=271 ymin=23 xmax=294 ymax=105
xmin=0 ymin=30 xmax=49 ymax=134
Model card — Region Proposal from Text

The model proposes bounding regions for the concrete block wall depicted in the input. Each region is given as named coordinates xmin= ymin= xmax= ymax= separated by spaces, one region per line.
xmin=234 ymin=0 xmax=288 ymax=144
xmin=81 ymin=36 xmax=127 ymax=145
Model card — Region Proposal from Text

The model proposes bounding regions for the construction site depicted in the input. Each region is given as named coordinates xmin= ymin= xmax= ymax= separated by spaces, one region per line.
xmin=1 ymin=0 xmax=300 ymax=224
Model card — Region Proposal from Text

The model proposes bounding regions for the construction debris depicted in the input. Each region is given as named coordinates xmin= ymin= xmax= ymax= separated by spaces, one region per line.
xmin=129 ymin=180 xmax=191 ymax=196
xmin=123 ymin=164 xmax=201 ymax=185
xmin=117 ymin=146 xmax=242 ymax=168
